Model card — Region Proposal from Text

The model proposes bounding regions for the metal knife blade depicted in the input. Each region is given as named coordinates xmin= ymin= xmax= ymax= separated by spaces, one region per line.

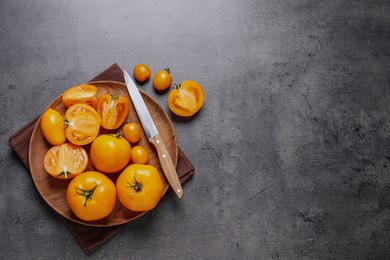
xmin=124 ymin=70 xmax=158 ymax=140
xmin=123 ymin=70 xmax=183 ymax=198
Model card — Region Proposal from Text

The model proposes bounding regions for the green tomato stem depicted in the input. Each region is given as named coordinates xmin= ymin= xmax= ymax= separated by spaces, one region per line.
xmin=74 ymin=183 xmax=100 ymax=207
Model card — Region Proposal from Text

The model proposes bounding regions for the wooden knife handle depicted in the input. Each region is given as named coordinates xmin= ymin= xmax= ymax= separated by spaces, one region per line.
xmin=150 ymin=133 xmax=183 ymax=198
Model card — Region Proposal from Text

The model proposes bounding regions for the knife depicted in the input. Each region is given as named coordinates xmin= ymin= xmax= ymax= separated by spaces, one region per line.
xmin=123 ymin=70 xmax=183 ymax=198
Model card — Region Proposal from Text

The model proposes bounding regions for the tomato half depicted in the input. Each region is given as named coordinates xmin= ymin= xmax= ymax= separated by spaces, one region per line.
xmin=44 ymin=143 xmax=88 ymax=179
xmin=40 ymin=108 xmax=66 ymax=145
xmin=90 ymin=134 xmax=132 ymax=173
xmin=62 ymin=84 xmax=98 ymax=109
xmin=97 ymin=93 xmax=129 ymax=130
xmin=123 ymin=122 xmax=142 ymax=143
xmin=153 ymin=68 xmax=172 ymax=91
xmin=66 ymin=171 xmax=116 ymax=221
xmin=65 ymin=103 xmax=100 ymax=145
xmin=116 ymin=164 xmax=164 ymax=212
xmin=168 ymin=80 xmax=205 ymax=117
xmin=133 ymin=64 xmax=151 ymax=83
xmin=130 ymin=146 xmax=149 ymax=164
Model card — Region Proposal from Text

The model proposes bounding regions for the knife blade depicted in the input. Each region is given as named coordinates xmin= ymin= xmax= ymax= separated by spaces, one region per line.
xmin=123 ymin=70 xmax=183 ymax=199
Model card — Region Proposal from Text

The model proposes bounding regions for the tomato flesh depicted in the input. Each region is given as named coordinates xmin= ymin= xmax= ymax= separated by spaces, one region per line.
xmin=168 ymin=80 xmax=204 ymax=117
xmin=44 ymin=143 xmax=88 ymax=179
xmin=98 ymin=94 xmax=129 ymax=130
xmin=62 ymin=84 xmax=98 ymax=108
xmin=65 ymin=103 xmax=100 ymax=145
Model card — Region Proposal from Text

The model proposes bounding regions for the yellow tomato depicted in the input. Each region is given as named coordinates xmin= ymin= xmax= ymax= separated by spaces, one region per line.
xmin=90 ymin=134 xmax=132 ymax=173
xmin=44 ymin=143 xmax=88 ymax=179
xmin=66 ymin=171 xmax=116 ymax=221
xmin=40 ymin=108 xmax=66 ymax=145
xmin=123 ymin=122 xmax=142 ymax=143
xmin=62 ymin=84 xmax=98 ymax=108
xmin=97 ymin=93 xmax=129 ymax=130
xmin=116 ymin=164 xmax=164 ymax=212
xmin=133 ymin=64 xmax=151 ymax=83
xmin=153 ymin=68 xmax=172 ymax=91
xmin=168 ymin=80 xmax=205 ymax=117
xmin=130 ymin=146 xmax=149 ymax=164
xmin=65 ymin=103 xmax=100 ymax=145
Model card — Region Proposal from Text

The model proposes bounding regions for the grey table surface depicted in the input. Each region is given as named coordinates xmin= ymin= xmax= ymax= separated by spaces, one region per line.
xmin=1 ymin=0 xmax=390 ymax=259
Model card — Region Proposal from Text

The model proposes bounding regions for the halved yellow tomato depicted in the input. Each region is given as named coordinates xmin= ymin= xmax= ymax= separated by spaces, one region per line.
xmin=62 ymin=84 xmax=98 ymax=109
xmin=168 ymin=80 xmax=205 ymax=117
xmin=97 ymin=93 xmax=129 ymax=130
xmin=44 ymin=143 xmax=88 ymax=179
xmin=65 ymin=103 xmax=100 ymax=145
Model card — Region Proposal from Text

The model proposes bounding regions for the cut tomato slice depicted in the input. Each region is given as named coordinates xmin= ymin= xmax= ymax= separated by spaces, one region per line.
xmin=168 ymin=80 xmax=204 ymax=117
xmin=44 ymin=143 xmax=88 ymax=179
xmin=97 ymin=93 xmax=129 ymax=130
xmin=65 ymin=103 xmax=100 ymax=145
xmin=62 ymin=84 xmax=98 ymax=108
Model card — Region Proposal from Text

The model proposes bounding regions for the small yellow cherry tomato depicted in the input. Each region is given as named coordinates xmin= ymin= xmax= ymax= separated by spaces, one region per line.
xmin=153 ymin=68 xmax=172 ymax=91
xmin=40 ymin=108 xmax=66 ymax=145
xmin=133 ymin=64 xmax=151 ymax=83
xmin=123 ymin=122 xmax=142 ymax=143
xmin=131 ymin=146 xmax=149 ymax=164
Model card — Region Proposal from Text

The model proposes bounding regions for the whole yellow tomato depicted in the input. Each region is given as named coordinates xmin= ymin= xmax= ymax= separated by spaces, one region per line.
xmin=133 ymin=64 xmax=151 ymax=83
xmin=90 ymin=133 xmax=131 ymax=173
xmin=116 ymin=164 xmax=164 ymax=212
xmin=130 ymin=146 xmax=149 ymax=164
xmin=123 ymin=122 xmax=142 ymax=143
xmin=40 ymin=108 xmax=66 ymax=145
xmin=66 ymin=171 xmax=116 ymax=221
xmin=153 ymin=68 xmax=172 ymax=91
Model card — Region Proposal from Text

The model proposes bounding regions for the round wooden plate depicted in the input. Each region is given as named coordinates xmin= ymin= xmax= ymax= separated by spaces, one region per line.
xmin=29 ymin=81 xmax=178 ymax=227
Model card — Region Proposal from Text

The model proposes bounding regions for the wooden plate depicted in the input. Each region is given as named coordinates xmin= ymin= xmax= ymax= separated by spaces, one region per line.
xmin=29 ymin=81 xmax=178 ymax=227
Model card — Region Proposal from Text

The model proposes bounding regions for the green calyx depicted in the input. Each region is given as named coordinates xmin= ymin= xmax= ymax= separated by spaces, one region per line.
xmin=126 ymin=174 xmax=143 ymax=193
xmin=57 ymin=170 xmax=70 ymax=179
xmin=74 ymin=183 xmax=100 ymax=207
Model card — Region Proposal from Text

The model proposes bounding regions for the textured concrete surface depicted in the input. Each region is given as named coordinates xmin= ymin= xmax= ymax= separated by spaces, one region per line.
xmin=1 ymin=0 xmax=390 ymax=259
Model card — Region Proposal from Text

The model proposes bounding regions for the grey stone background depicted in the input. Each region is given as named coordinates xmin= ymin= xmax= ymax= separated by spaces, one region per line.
xmin=1 ymin=0 xmax=390 ymax=259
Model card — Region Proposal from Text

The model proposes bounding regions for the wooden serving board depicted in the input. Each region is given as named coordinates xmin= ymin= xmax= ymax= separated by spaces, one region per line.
xmin=28 ymin=81 xmax=178 ymax=227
